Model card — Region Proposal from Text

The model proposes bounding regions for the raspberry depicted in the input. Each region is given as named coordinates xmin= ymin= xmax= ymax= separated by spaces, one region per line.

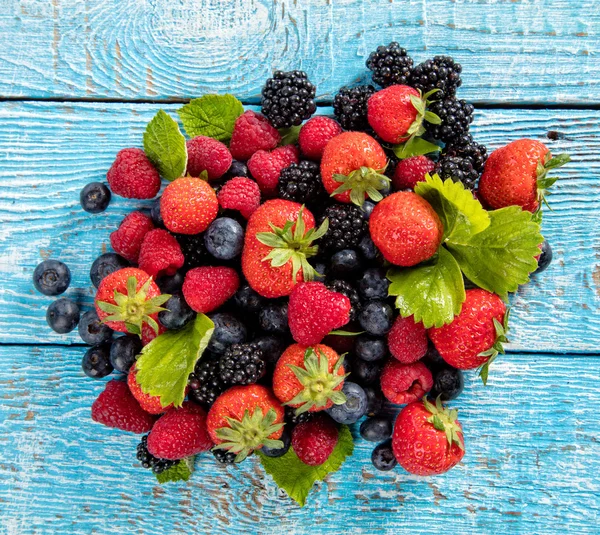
xmin=186 ymin=136 xmax=233 ymax=180
xmin=325 ymin=280 xmax=361 ymax=322
xmin=366 ymin=42 xmax=414 ymax=88
xmin=387 ymin=316 xmax=428 ymax=364
xmin=380 ymin=359 xmax=433 ymax=405
xmin=298 ymin=116 xmax=343 ymax=160
xmin=291 ymin=414 xmax=339 ymax=466
xmin=261 ymin=70 xmax=317 ymax=128
xmin=247 ymin=145 xmax=299 ymax=196
xmin=137 ymin=229 xmax=185 ymax=278
xmin=229 ymin=111 xmax=281 ymax=161
xmin=91 ymin=379 xmax=157 ymax=433
xmin=217 ymin=177 xmax=261 ymax=219
xmin=128 ymin=364 xmax=173 ymax=415
xmin=110 ymin=211 xmax=154 ymax=263
xmin=393 ymin=156 xmax=436 ymax=191
xmin=182 ymin=266 xmax=240 ymax=313
xmin=107 ymin=148 xmax=161 ymax=199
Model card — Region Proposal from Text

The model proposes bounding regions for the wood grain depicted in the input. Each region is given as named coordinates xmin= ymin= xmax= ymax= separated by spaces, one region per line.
xmin=0 ymin=0 xmax=598 ymax=104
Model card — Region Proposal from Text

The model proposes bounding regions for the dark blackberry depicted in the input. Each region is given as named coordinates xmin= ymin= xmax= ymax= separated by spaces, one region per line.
xmin=188 ymin=354 xmax=226 ymax=408
xmin=435 ymin=155 xmax=479 ymax=190
xmin=333 ymin=85 xmax=376 ymax=131
xmin=136 ymin=435 xmax=178 ymax=474
xmin=213 ymin=448 xmax=237 ymax=464
xmin=285 ymin=405 xmax=313 ymax=425
xmin=366 ymin=42 xmax=413 ymax=88
xmin=409 ymin=56 xmax=462 ymax=100
xmin=261 ymin=70 xmax=317 ymax=128
xmin=443 ymin=134 xmax=488 ymax=173
xmin=175 ymin=233 xmax=208 ymax=270
xmin=425 ymin=97 xmax=474 ymax=143
xmin=326 ymin=279 xmax=361 ymax=322
xmin=219 ymin=342 xmax=266 ymax=386
xmin=278 ymin=161 xmax=326 ymax=204
xmin=319 ymin=204 xmax=367 ymax=253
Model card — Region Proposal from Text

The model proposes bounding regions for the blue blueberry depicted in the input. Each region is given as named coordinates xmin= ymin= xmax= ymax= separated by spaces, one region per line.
xmin=234 ymin=285 xmax=264 ymax=313
xmin=80 ymin=182 xmax=111 ymax=213
xmin=358 ymin=268 xmax=389 ymax=301
xmin=361 ymin=200 xmax=376 ymax=219
xmin=360 ymin=416 xmax=393 ymax=442
xmin=358 ymin=300 xmax=393 ymax=336
xmin=312 ymin=261 xmax=328 ymax=282
xmin=150 ymin=197 xmax=164 ymax=227
xmin=430 ymin=366 xmax=464 ymax=401
xmin=204 ymin=217 xmax=244 ymax=260
xmin=326 ymin=381 xmax=368 ymax=424
xmin=357 ymin=234 xmax=380 ymax=261
xmin=364 ymin=386 xmax=385 ymax=416
xmin=534 ymin=240 xmax=552 ymax=274
xmin=329 ymin=249 xmax=362 ymax=278
xmin=254 ymin=335 xmax=288 ymax=365
xmin=33 ymin=259 xmax=71 ymax=296
xmin=46 ymin=298 xmax=80 ymax=333
xmin=422 ymin=342 xmax=445 ymax=371
xmin=259 ymin=302 xmax=289 ymax=334
xmin=260 ymin=428 xmax=291 ymax=457
xmin=351 ymin=357 xmax=382 ymax=386
xmin=90 ymin=253 xmax=129 ymax=288
xmin=82 ymin=343 xmax=113 ymax=379
xmin=158 ymin=293 xmax=195 ymax=330
xmin=156 ymin=271 xmax=185 ymax=294
xmin=78 ymin=309 xmax=112 ymax=345
xmin=109 ymin=335 xmax=141 ymax=373
xmin=208 ymin=313 xmax=247 ymax=355
xmin=225 ymin=160 xmax=249 ymax=179
xmin=355 ymin=335 xmax=388 ymax=362
xmin=371 ymin=440 xmax=397 ymax=471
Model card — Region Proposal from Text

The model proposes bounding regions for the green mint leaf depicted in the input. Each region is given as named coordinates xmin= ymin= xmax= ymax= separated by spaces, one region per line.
xmin=177 ymin=94 xmax=244 ymax=142
xmin=155 ymin=456 xmax=195 ymax=484
xmin=415 ymin=173 xmax=490 ymax=243
xmin=279 ymin=125 xmax=301 ymax=146
xmin=135 ymin=314 xmax=214 ymax=408
xmin=393 ymin=136 xmax=441 ymax=159
xmin=387 ymin=247 xmax=465 ymax=328
xmin=258 ymin=424 xmax=353 ymax=507
xmin=446 ymin=206 xmax=544 ymax=299
xmin=328 ymin=330 xmax=365 ymax=337
xmin=143 ymin=109 xmax=187 ymax=182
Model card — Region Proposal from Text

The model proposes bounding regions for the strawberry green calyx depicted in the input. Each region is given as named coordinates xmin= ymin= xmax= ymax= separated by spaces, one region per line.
xmin=331 ymin=166 xmax=391 ymax=207
xmin=477 ymin=309 xmax=510 ymax=385
xmin=96 ymin=276 xmax=170 ymax=336
xmin=215 ymin=408 xmax=284 ymax=462
xmin=256 ymin=206 xmax=329 ymax=282
xmin=423 ymin=396 xmax=464 ymax=451
xmin=536 ymin=152 xmax=571 ymax=208
xmin=286 ymin=348 xmax=348 ymax=415
xmin=408 ymin=88 xmax=442 ymax=139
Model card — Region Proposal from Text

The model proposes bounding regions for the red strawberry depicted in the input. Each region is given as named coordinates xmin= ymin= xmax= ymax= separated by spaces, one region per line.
xmin=91 ymin=379 xmax=157 ymax=433
xmin=186 ymin=136 xmax=232 ymax=180
xmin=160 ymin=176 xmax=218 ymax=235
xmin=428 ymin=289 xmax=508 ymax=382
xmin=387 ymin=316 xmax=428 ymax=364
xmin=477 ymin=139 xmax=570 ymax=212
xmin=298 ymin=116 xmax=343 ymax=160
xmin=107 ymin=148 xmax=161 ymax=199
xmin=247 ymin=145 xmax=299 ymax=196
xmin=292 ymin=414 xmax=339 ymax=466
xmin=392 ymin=398 xmax=464 ymax=476
xmin=380 ymin=359 xmax=433 ymax=405
xmin=110 ymin=211 xmax=154 ymax=263
xmin=393 ymin=155 xmax=435 ymax=191
xmin=217 ymin=177 xmax=261 ymax=219
xmin=94 ymin=267 xmax=170 ymax=336
xmin=272 ymin=343 xmax=346 ymax=414
xmin=147 ymin=402 xmax=213 ymax=460
xmin=369 ymin=192 xmax=443 ymax=266
xmin=206 ymin=384 xmax=284 ymax=461
xmin=182 ymin=266 xmax=240 ymax=313
xmin=242 ymin=200 xmax=326 ymax=298
xmin=127 ymin=363 xmax=172 ymax=415
xmin=288 ymin=282 xmax=351 ymax=346
xmin=320 ymin=132 xmax=389 ymax=205
xmin=229 ymin=111 xmax=281 ymax=161
xmin=137 ymin=229 xmax=184 ymax=279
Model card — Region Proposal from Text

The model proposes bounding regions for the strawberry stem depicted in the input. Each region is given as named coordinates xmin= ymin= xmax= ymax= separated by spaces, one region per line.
xmin=477 ymin=309 xmax=510 ymax=385
xmin=423 ymin=396 xmax=464 ymax=451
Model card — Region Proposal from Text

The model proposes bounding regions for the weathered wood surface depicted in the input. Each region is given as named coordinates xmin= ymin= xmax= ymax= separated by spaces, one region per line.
xmin=0 ymin=0 xmax=599 ymax=104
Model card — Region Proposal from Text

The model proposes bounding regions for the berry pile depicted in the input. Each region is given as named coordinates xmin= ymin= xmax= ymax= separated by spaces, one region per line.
xmin=34 ymin=46 xmax=569 ymax=505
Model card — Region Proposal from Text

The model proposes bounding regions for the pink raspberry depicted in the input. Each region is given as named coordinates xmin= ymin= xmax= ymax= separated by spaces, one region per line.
xmin=217 ymin=177 xmax=261 ymax=219
xmin=298 ymin=116 xmax=343 ymax=160
xmin=380 ymin=359 xmax=433 ymax=405
xmin=393 ymin=155 xmax=436 ymax=191
xmin=107 ymin=148 xmax=161 ymax=199
xmin=183 ymin=266 xmax=240 ymax=313
xmin=247 ymin=145 xmax=299 ymax=196
xmin=110 ymin=211 xmax=155 ymax=263
xmin=186 ymin=136 xmax=233 ymax=180
xmin=229 ymin=111 xmax=281 ymax=161
xmin=387 ymin=315 xmax=428 ymax=364
xmin=137 ymin=229 xmax=185 ymax=278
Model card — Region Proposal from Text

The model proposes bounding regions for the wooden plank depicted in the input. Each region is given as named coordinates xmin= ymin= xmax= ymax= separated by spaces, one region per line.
xmin=0 ymin=0 xmax=598 ymax=104
xmin=0 ymin=102 xmax=597 ymax=351
xmin=0 ymin=346 xmax=598 ymax=534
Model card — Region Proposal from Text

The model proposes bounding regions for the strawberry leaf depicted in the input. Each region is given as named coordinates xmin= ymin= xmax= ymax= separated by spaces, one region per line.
xmin=177 ymin=94 xmax=244 ymax=142
xmin=143 ymin=110 xmax=187 ymax=182
xmin=258 ymin=424 xmax=353 ymax=507
xmin=279 ymin=125 xmax=301 ymax=146
xmin=392 ymin=137 xmax=441 ymax=159
xmin=155 ymin=456 xmax=195 ymax=484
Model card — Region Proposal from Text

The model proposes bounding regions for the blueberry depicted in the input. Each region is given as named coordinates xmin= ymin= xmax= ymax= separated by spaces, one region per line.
xmin=260 ymin=428 xmax=291 ymax=457
xmin=360 ymin=416 xmax=393 ymax=442
xmin=150 ymin=197 xmax=164 ymax=227
xmin=234 ymin=285 xmax=264 ymax=313
xmin=158 ymin=293 xmax=195 ymax=330
xmin=80 ymin=182 xmax=111 ymax=213
xmin=534 ymin=240 xmax=552 ymax=274
xmin=355 ymin=335 xmax=388 ymax=362
xmin=90 ymin=253 xmax=129 ymax=288
xmin=204 ymin=217 xmax=245 ymax=260
xmin=326 ymin=381 xmax=368 ymax=424
xmin=361 ymin=200 xmax=376 ymax=219
xmin=358 ymin=300 xmax=393 ymax=336
xmin=364 ymin=386 xmax=385 ymax=416
xmin=78 ymin=310 xmax=112 ymax=345
xmin=109 ymin=335 xmax=141 ymax=373
xmin=46 ymin=298 xmax=80 ymax=333
xmin=358 ymin=268 xmax=389 ymax=301
xmin=357 ymin=234 xmax=380 ymax=261
xmin=156 ymin=271 xmax=185 ymax=294
xmin=208 ymin=313 xmax=247 ymax=355
xmin=430 ymin=366 xmax=464 ymax=401
xmin=371 ymin=439 xmax=397 ymax=471
xmin=259 ymin=302 xmax=289 ymax=334
xmin=329 ymin=249 xmax=362 ymax=278
xmin=254 ymin=335 xmax=288 ymax=365
xmin=33 ymin=259 xmax=71 ymax=296
xmin=82 ymin=343 xmax=113 ymax=378
xmin=312 ymin=261 xmax=328 ymax=282
xmin=422 ymin=342 xmax=445 ymax=371
xmin=225 ymin=160 xmax=249 ymax=179
xmin=351 ymin=357 xmax=382 ymax=386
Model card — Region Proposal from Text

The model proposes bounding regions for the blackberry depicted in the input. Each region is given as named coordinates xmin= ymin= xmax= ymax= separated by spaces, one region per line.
xmin=326 ymin=279 xmax=361 ymax=322
xmin=136 ymin=435 xmax=178 ymax=474
xmin=333 ymin=85 xmax=376 ymax=131
xmin=366 ymin=42 xmax=413 ymax=88
xmin=175 ymin=233 xmax=208 ymax=270
xmin=409 ymin=56 xmax=462 ymax=99
xmin=261 ymin=70 xmax=317 ymax=128
xmin=285 ymin=405 xmax=312 ymax=426
xmin=278 ymin=161 xmax=325 ymax=204
xmin=435 ymin=155 xmax=479 ymax=190
xmin=425 ymin=98 xmax=474 ymax=143
xmin=443 ymin=134 xmax=488 ymax=173
xmin=219 ymin=342 xmax=266 ymax=386
xmin=319 ymin=204 xmax=367 ymax=253
xmin=213 ymin=448 xmax=237 ymax=464
xmin=188 ymin=354 xmax=226 ymax=408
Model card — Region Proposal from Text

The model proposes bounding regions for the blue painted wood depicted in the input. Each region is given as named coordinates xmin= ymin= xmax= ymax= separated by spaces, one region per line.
xmin=0 ymin=0 xmax=598 ymax=104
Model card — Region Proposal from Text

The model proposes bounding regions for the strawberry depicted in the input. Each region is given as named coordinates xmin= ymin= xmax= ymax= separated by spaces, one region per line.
xmin=137 ymin=229 xmax=185 ymax=279
xmin=182 ymin=266 xmax=240 ymax=313
xmin=392 ymin=155 xmax=435 ymax=191
xmin=272 ymin=343 xmax=347 ymax=414
xmin=292 ymin=414 xmax=339 ymax=466
xmin=141 ymin=321 xmax=166 ymax=347
xmin=147 ymin=402 xmax=213 ymax=460
xmin=127 ymin=363 xmax=172 ymax=415
xmin=392 ymin=397 xmax=464 ymax=476
xmin=428 ymin=289 xmax=508 ymax=383
xmin=288 ymin=282 xmax=351 ymax=346
xmin=94 ymin=267 xmax=170 ymax=336
xmin=241 ymin=200 xmax=327 ymax=298
xmin=91 ymin=379 xmax=157 ymax=433
xmin=380 ymin=359 xmax=433 ymax=405
xmin=320 ymin=132 xmax=389 ymax=206
xmin=160 ymin=176 xmax=219 ymax=235
xmin=369 ymin=191 xmax=443 ymax=266
xmin=229 ymin=110 xmax=281 ymax=161
xmin=387 ymin=315 xmax=428 ymax=364
xmin=477 ymin=139 xmax=570 ymax=212
xmin=247 ymin=145 xmax=299 ymax=196
xmin=298 ymin=116 xmax=343 ymax=160
xmin=206 ymin=384 xmax=285 ymax=461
